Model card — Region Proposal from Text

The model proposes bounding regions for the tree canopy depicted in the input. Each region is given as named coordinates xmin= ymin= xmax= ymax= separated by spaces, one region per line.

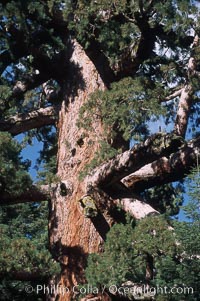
xmin=0 ymin=1 xmax=200 ymax=301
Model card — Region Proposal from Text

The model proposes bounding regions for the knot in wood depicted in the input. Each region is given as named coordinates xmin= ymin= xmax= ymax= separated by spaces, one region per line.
xmin=59 ymin=180 xmax=73 ymax=196
xmin=79 ymin=195 xmax=98 ymax=218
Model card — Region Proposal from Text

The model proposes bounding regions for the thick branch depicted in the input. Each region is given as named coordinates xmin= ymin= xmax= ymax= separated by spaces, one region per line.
xmin=12 ymin=72 xmax=51 ymax=100
xmin=122 ymin=136 xmax=200 ymax=191
xmin=173 ymin=84 xmax=193 ymax=137
xmin=174 ymin=36 xmax=199 ymax=137
xmin=90 ymin=11 xmax=158 ymax=80
xmin=0 ymin=106 xmax=58 ymax=135
xmin=0 ymin=185 xmax=50 ymax=205
xmin=161 ymin=87 xmax=183 ymax=103
xmin=86 ymin=133 xmax=184 ymax=189
xmin=85 ymin=39 xmax=115 ymax=86
xmin=114 ymin=198 xmax=159 ymax=219
xmin=115 ymin=17 xmax=157 ymax=79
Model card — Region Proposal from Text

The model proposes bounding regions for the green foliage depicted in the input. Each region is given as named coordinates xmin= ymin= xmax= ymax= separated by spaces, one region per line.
xmin=0 ymin=279 xmax=44 ymax=301
xmin=86 ymin=217 xmax=139 ymax=287
xmin=0 ymin=202 xmax=60 ymax=301
xmin=78 ymin=77 xmax=166 ymax=176
xmin=79 ymin=140 xmax=119 ymax=180
xmin=72 ymin=0 xmax=199 ymax=154
xmin=182 ymin=165 xmax=200 ymax=222
xmin=143 ymin=183 xmax=184 ymax=216
xmin=175 ymin=166 xmax=200 ymax=255
xmin=0 ymin=1 xmax=200 ymax=300
xmin=0 ymin=1 xmax=65 ymax=52
xmin=79 ymin=77 xmax=165 ymax=142
xmin=85 ymin=216 xmax=177 ymax=289
xmin=0 ymin=202 xmax=59 ymax=275
xmin=0 ymin=132 xmax=32 ymax=196
xmin=37 ymin=154 xmax=59 ymax=184
xmin=0 ymin=85 xmax=12 ymax=113
xmin=70 ymin=0 xmax=196 ymax=64
xmin=85 ymin=167 xmax=200 ymax=300
xmin=0 ymin=130 xmax=59 ymax=299
xmin=19 ymin=126 xmax=59 ymax=185
xmin=0 ymin=1 xmax=67 ymax=116
xmin=69 ymin=0 xmax=133 ymax=55
xmin=173 ymin=167 xmax=200 ymax=300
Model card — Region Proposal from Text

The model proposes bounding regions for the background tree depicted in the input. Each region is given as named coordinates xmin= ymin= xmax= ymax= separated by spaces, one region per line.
xmin=0 ymin=1 xmax=200 ymax=301
xmin=0 ymin=132 xmax=60 ymax=300
xmin=173 ymin=166 xmax=200 ymax=301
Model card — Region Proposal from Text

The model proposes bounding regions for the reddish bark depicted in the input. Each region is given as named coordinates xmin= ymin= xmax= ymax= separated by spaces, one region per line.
xmin=0 ymin=33 xmax=199 ymax=300
xmin=0 ymin=106 xmax=58 ymax=135
xmin=48 ymin=40 xmax=113 ymax=300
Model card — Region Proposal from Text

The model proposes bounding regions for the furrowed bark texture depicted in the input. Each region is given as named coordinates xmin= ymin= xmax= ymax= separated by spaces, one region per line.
xmin=49 ymin=40 xmax=112 ymax=301
xmin=174 ymin=84 xmax=192 ymax=137
xmin=0 ymin=106 xmax=58 ymax=135
xmin=85 ymin=133 xmax=185 ymax=188
xmin=122 ymin=136 xmax=200 ymax=191
xmin=47 ymin=36 xmax=199 ymax=301
xmin=174 ymin=36 xmax=199 ymax=137
xmin=114 ymin=198 xmax=159 ymax=219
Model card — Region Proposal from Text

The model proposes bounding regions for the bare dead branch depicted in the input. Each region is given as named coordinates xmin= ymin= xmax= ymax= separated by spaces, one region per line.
xmin=162 ymin=87 xmax=183 ymax=102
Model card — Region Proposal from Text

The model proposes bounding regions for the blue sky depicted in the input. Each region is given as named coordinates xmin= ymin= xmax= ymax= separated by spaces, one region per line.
xmin=131 ymin=117 xmax=189 ymax=221
xmin=17 ymin=122 xmax=189 ymax=221
xmin=17 ymin=134 xmax=43 ymax=182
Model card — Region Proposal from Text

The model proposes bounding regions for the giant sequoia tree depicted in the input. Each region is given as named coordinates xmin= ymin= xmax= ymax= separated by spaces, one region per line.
xmin=0 ymin=1 xmax=200 ymax=300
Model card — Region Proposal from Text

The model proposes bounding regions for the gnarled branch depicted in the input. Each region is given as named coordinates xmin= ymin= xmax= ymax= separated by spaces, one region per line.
xmin=161 ymin=87 xmax=183 ymax=102
xmin=122 ymin=136 xmax=200 ymax=191
xmin=114 ymin=198 xmax=159 ymax=219
xmin=86 ymin=133 xmax=184 ymax=189
xmin=0 ymin=106 xmax=58 ymax=135
xmin=174 ymin=84 xmax=193 ymax=137
xmin=173 ymin=35 xmax=199 ymax=137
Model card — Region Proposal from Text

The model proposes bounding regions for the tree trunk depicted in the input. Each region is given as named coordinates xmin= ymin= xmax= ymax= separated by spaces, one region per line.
xmin=47 ymin=37 xmax=200 ymax=301
xmin=48 ymin=40 xmax=111 ymax=300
